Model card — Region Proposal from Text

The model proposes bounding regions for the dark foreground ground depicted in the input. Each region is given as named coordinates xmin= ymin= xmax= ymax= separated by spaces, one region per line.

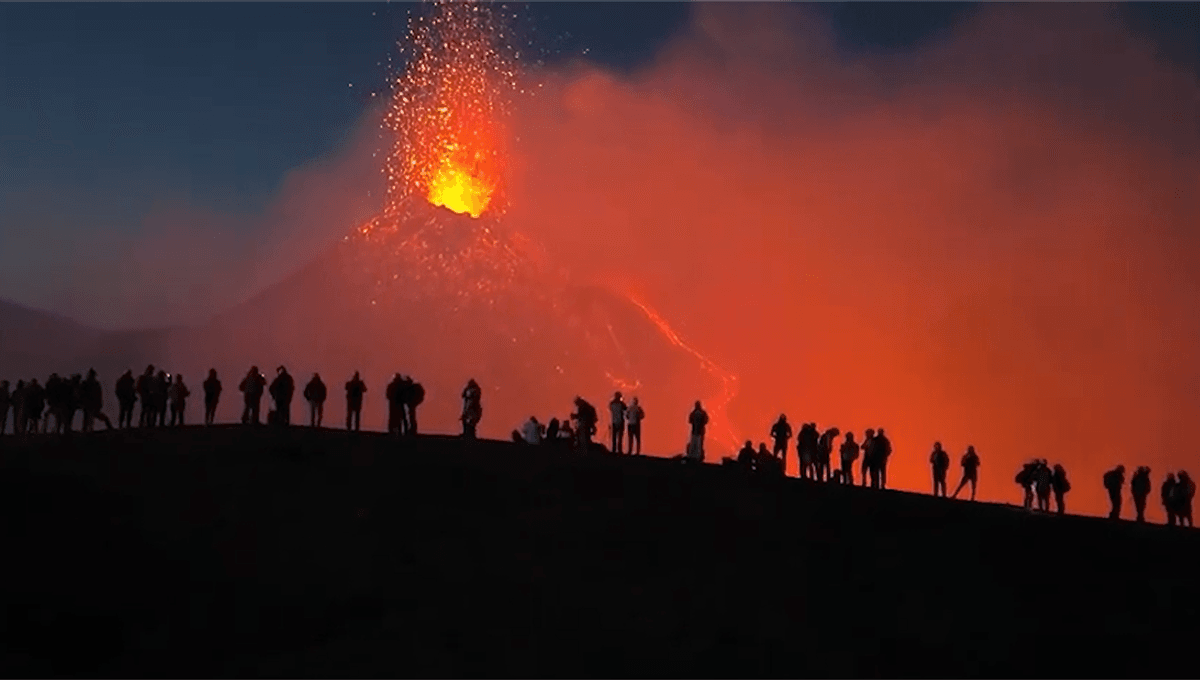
xmin=0 ymin=426 xmax=1196 ymax=677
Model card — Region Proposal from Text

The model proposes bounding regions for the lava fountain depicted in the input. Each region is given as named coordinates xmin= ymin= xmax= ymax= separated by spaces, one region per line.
xmin=343 ymin=0 xmax=739 ymax=451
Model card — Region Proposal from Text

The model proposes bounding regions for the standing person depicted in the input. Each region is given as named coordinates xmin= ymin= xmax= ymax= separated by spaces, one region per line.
xmin=1033 ymin=460 xmax=1053 ymax=512
xmin=405 ymin=376 xmax=424 ymax=436
xmin=345 ymin=371 xmax=367 ymax=431
xmin=239 ymin=366 xmax=267 ymax=425
xmin=269 ymin=366 xmax=295 ymax=426
xmin=770 ymin=415 xmax=793 ymax=472
xmin=303 ymin=373 xmax=327 ymax=427
xmin=25 ymin=379 xmax=45 ymax=434
xmin=81 ymin=369 xmax=112 ymax=432
xmin=12 ymin=381 xmax=26 ymax=435
xmin=461 ymin=378 xmax=482 ymax=438
xmin=1130 ymin=466 xmax=1152 ymax=523
xmin=859 ymin=429 xmax=875 ymax=487
xmin=152 ymin=370 xmax=170 ymax=427
xmin=1051 ymin=463 xmax=1071 ymax=515
xmin=1162 ymin=473 xmax=1179 ymax=526
xmin=839 ymin=432 xmax=859 ymax=485
xmin=136 ymin=366 xmax=155 ymax=428
xmin=686 ymin=400 xmax=709 ymax=462
xmin=609 ymin=392 xmax=628 ymax=454
xmin=0 ymin=380 xmax=10 ymax=435
xmin=115 ymin=370 xmax=137 ymax=429
xmin=1176 ymin=471 xmax=1195 ymax=527
xmin=168 ymin=374 xmax=190 ymax=426
xmin=951 ymin=446 xmax=981 ymax=500
xmin=202 ymin=369 xmax=221 ymax=426
xmin=874 ymin=428 xmax=893 ymax=489
xmin=625 ymin=397 xmax=645 ymax=455
xmin=1103 ymin=465 xmax=1127 ymax=520
xmin=929 ymin=442 xmax=950 ymax=497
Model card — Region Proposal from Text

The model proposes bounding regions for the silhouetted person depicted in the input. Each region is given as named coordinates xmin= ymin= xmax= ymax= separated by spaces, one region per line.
xmin=116 ymin=370 xmax=136 ymax=429
xmin=202 ymin=369 xmax=221 ymax=426
xmin=930 ymin=442 xmax=950 ymax=497
xmin=461 ymin=379 xmax=482 ymax=438
xmin=756 ymin=442 xmax=781 ymax=476
xmin=1176 ymin=471 xmax=1195 ymax=527
xmin=404 ymin=376 xmax=424 ymax=435
xmin=239 ymin=366 xmax=267 ymax=425
xmin=952 ymin=446 xmax=981 ymax=500
xmin=1051 ymin=463 xmax=1071 ymax=515
xmin=626 ymin=397 xmax=644 ymax=455
xmin=736 ymin=440 xmax=755 ymax=471
xmin=12 ymin=381 xmax=27 ymax=435
xmin=797 ymin=423 xmax=819 ymax=480
xmin=386 ymin=374 xmax=405 ymax=435
xmin=873 ymin=428 xmax=893 ymax=489
xmin=303 ymin=373 xmax=327 ymax=427
xmin=609 ymin=392 xmax=627 ymax=454
xmin=521 ymin=416 xmax=542 ymax=444
xmin=687 ymin=400 xmax=709 ymax=462
xmin=25 ymin=379 xmax=45 ymax=434
xmin=64 ymin=374 xmax=84 ymax=433
xmin=345 ymin=372 xmax=366 ymax=431
xmin=839 ymin=432 xmax=858 ymax=484
xmin=573 ymin=396 xmax=599 ymax=453
xmin=1033 ymin=459 xmax=1052 ymax=512
xmin=817 ymin=427 xmax=839 ymax=482
xmin=1162 ymin=473 xmax=1179 ymax=526
xmin=859 ymin=429 xmax=875 ymax=487
xmin=1130 ymin=466 xmax=1152 ymax=523
xmin=545 ymin=417 xmax=560 ymax=444
xmin=269 ymin=366 xmax=295 ymax=426
xmin=1103 ymin=465 xmax=1126 ymax=520
xmin=153 ymin=370 xmax=170 ymax=427
xmin=1016 ymin=461 xmax=1037 ymax=510
xmin=80 ymin=369 xmax=112 ymax=432
xmin=169 ymin=374 xmax=190 ymax=426
xmin=0 ymin=380 xmax=9 ymax=435
xmin=770 ymin=415 xmax=792 ymax=472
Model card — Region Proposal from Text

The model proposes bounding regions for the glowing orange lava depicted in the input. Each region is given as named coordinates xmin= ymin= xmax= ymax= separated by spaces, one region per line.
xmin=385 ymin=0 xmax=514 ymax=218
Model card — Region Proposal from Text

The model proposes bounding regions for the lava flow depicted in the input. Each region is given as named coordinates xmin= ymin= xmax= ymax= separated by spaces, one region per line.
xmin=348 ymin=0 xmax=740 ymax=450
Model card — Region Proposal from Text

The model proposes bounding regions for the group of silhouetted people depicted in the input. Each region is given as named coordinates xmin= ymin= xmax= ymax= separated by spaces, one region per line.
xmin=1096 ymin=464 xmax=1195 ymax=526
xmin=0 ymin=370 xmax=113 ymax=435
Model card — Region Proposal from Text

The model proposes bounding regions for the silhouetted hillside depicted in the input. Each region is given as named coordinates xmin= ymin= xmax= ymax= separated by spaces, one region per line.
xmin=0 ymin=428 xmax=1196 ymax=677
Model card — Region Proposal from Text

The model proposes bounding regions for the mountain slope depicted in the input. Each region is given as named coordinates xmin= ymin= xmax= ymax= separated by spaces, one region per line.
xmin=0 ymin=427 xmax=1195 ymax=676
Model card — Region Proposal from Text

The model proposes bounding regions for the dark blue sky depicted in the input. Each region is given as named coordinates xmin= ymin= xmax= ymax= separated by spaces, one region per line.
xmin=1 ymin=2 xmax=1197 ymax=322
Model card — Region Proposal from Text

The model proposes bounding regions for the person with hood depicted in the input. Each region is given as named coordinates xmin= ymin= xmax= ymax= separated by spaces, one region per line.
xmin=573 ymin=396 xmax=599 ymax=453
xmin=136 ymin=366 xmax=156 ymax=428
xmin=1033 ymin=459 xmax=1053 ymax=512
xmin=609 ymin=392 xmax=628 ymax=454
xmin=1176 ymin=471 xmax=1195 ymax=527
xmin=0 ymin=380 xmax=9 ymax=435
xmin=839 ymin=432 xmax=859 ymax=485
xmin=1103 ymin=465 xmax=1126 ymax=520
xmin=770 ymin=415 xmax=793 ymax=472
xmin=460 ymin=379 xmax=483 ymax=439
xmin=1130 ymin=466 xmax=1153 ymax=523
xmin=115 ymin=370 xmax=137 ymax=429
xmin=1162 ymin=473 xmax=1179 ymax=526
xmin=202 ymin=369 xmax=221 ymax=426
xmin=81 ymin=369 xmax=112 ymax=432
xmin=168 ymin=374 xmax=190 ymax=426
xmin=930 ymin=442 xmax=951 ymax=497
xmin=269 ymin=366 xmax=295 ymax=426
xmin=345 ymin=372 xmax=367 ymax=431
xmin=952 ymin=446 xmax=981 ymax=500
xmin=1051 ymin=463 xmax=1071 ymax=515
xmin=625 ymin=396 xmax=645 ymax=455
xmin=303 ymin=373 xmax=327 ymax=427
xmin=386 ymin=374 xmax=405 ymax=435
xmin=239 ymin=366 xmax=267 ymax=425
xmin=686 ymin=400 xmax=709 ymax=462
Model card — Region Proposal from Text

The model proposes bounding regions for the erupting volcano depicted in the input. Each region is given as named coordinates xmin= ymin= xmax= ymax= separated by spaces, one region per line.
xmin=188 ymin=0 xmax=739 ymax=453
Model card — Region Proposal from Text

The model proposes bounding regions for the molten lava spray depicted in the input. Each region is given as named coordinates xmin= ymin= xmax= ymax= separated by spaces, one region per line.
xmin=384 ymin=0 xmax=515 ymax=217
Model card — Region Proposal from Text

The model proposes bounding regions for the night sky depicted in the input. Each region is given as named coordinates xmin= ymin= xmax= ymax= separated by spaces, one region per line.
xmin=3 ymin=2 xmax=1196 ymax=327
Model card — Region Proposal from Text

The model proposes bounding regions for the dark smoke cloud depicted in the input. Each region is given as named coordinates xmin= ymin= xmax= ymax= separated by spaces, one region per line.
xmin=503 ymin=3 xmax=1200 ymax=516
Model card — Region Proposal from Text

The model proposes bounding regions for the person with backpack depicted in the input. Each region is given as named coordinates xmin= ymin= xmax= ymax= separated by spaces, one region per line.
xmin=1051 ymin=463 xmax=1071 ymax=515
xmin=1016 ymin=461 xmax=1037 ymax=511
xmin=239 ymin=366 xmax=267 ymax=426
xmin=952 ymin=446 xmax=981 ymax=500
xmin=574 ymin=396 xmax=599 ymax=453
xmin=1130 ymin=466 xmax=1152 ymax=523
xmin=1103 ymin=465 xmax=1126 ymax=520
xmin=929 ymin=442 xmax=951 ymax=497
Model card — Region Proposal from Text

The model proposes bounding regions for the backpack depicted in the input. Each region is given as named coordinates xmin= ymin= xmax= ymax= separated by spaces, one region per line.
xmin=411 ymin=383 xmax=425 ymax=406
